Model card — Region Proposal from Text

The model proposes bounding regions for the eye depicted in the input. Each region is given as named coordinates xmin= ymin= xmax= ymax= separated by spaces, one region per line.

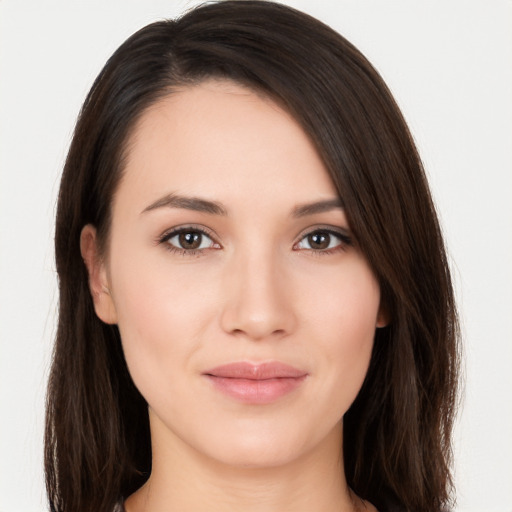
xmin=160 ymin=227 xmax=219 ymax=253
xmin=295 ymin=229 xmax=351 ymax=252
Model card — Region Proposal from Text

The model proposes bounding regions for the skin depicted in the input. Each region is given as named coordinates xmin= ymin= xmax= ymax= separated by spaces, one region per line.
xmin=81 ymin=80 xmax=384 ymax=512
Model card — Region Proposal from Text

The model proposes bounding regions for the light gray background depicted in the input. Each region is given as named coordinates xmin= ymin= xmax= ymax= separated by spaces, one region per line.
xmin=1 ymin=1 xmax=511 ymax=511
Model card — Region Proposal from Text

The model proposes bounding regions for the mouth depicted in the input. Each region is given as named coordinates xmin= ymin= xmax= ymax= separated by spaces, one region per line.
xmin=203 ymin=362 xmax=308 ymax=404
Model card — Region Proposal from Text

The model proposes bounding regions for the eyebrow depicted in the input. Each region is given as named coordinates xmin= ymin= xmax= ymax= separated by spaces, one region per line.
xmin=141 ymin=193 xmax=228 ymax=216
xmin=141 ymin=193 xmax=343 ymax=217
xmin=292 ymin=198 xmax=344 ymax=217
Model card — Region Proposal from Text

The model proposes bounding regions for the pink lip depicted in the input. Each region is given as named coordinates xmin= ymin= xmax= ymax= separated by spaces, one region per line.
xmin=203 ymin=362 xmax=308 ymax=404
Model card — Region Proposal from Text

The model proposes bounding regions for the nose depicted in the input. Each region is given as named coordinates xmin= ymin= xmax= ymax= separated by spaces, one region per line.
xmin=219 ymin=248 xmax=297 ymax=341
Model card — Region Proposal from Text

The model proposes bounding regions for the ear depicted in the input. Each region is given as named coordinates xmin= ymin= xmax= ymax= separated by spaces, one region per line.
xmin=376 ymin=303 xmax=390 ymax=329
xmin=80 ymin=224 xmax=118 ymax=324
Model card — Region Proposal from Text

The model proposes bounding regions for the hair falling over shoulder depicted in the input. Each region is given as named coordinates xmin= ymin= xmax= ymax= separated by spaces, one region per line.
xmin=45 ymin=2 xmax=460 ymax=511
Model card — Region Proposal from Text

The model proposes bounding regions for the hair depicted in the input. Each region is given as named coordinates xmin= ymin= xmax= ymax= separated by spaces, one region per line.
xmin=45 ymin=2 xmax=460 ymax=511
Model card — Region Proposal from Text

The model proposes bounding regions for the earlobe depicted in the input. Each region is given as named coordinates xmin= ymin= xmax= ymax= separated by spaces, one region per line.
xmin=376 ymin=304 xmax=390 ymax=328
xmin=80 ymin=225 xmax=118 ymax=325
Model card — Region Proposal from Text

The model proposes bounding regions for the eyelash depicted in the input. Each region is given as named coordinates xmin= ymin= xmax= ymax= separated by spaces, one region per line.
xmin=157 ymin=225 xmax=220 ymax=257
xmin=157 ymin=226 xmax=352 ymax=257
xmin=293 ymin=227 xmax=352 ymax=256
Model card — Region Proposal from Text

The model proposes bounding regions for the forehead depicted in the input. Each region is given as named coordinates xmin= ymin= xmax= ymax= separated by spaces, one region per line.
xmin=116 ymin=80 xmax=337 ymax=215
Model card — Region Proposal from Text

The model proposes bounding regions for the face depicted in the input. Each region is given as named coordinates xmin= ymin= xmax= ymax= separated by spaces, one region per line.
xmin=85 ymin=80 xmax=383 ymax=469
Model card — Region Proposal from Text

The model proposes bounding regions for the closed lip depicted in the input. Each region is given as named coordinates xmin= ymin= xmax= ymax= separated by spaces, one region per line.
xmin=203 ymin=361 xmax=308 ymax=380
xmin=202 ymin=361 xmax=308 ymax=404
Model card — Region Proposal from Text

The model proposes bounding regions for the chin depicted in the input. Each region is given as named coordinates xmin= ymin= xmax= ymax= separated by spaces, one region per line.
xmin=208 ymin=441 xmax=304 ymax=470
xmin=197 ymin=419 xmax=340 ymax=470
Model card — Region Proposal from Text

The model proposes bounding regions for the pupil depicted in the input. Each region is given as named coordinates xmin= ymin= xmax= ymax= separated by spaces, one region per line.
xmin=309 ymin=232 xmax=329 ymax=249
xmin=179 ymin=232 xmax=201 ymax=249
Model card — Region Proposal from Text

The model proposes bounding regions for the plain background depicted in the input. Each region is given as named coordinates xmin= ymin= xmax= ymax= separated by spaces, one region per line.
xmin=0 ymin=1 xmax=511 ymax=511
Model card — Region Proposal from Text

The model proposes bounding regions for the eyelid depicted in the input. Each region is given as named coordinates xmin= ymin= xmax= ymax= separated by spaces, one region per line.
xmin=156 ymin=224 xmax=221 ymax=249
xmin=155 ymin=223 xmax=352 ymax=255
xmin=293 ymin=225 xmax=352 ymax=251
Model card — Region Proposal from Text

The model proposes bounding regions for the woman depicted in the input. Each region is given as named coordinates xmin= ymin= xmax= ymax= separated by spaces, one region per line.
xmin=45 ymin=1 xmax=460 ymax=511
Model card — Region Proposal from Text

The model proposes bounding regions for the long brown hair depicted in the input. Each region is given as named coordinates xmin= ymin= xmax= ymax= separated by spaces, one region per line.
xmin=46 ymin=2 xmax=460 ymax=511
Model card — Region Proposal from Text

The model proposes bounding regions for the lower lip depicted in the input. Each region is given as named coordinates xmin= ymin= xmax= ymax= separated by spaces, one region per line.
xmin=205 ymin=375 xmax=307 ymax=404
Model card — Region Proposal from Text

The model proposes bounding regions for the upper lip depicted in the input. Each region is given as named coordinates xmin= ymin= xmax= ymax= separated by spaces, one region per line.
xmin=204 ymin=362 xmax=307 ymax=380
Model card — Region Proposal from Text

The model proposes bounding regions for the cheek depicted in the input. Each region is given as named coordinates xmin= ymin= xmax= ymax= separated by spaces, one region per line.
xmin=107 ymin=242 xmax=218 ymax=400
xmin=302 ymin=261 xmax=380 ymax=409
xmin=303 ymin=256 xmax=380 ymax=341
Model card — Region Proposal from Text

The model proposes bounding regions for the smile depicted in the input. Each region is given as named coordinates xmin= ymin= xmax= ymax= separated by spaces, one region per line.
xmin=203 ymin=362 xmax=308 ymax=404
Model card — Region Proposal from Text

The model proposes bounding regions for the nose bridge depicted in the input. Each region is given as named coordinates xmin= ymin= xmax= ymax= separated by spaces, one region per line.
xmin=220 ymin=242 xmax=295 ymax=340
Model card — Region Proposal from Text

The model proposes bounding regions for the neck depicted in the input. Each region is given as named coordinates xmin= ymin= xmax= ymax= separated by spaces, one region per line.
xmin=125 ymin=413 xmax=368 ymax=512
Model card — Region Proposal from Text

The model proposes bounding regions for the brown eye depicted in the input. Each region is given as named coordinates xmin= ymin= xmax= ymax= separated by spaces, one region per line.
xmin=164 ymin=229 xmax=217 ymax=252
xmin=178 ymin=231 xmax=202 ymax=250
xmin=295 ymin=229 xmax=351 ymax=252
xmin=307 ymin=232 xmax=331 ymax=250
